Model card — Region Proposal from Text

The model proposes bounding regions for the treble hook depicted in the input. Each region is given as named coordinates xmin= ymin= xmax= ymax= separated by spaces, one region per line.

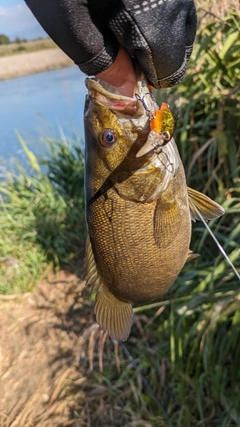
xmin=135 ymin=93 xmax=155 ymax=120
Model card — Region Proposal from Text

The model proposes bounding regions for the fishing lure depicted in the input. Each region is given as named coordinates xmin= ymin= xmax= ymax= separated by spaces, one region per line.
xmin=150 ymin=102 xmax=175 ymax=143
xmin=135 ymin=94 xmax=175 ymax=145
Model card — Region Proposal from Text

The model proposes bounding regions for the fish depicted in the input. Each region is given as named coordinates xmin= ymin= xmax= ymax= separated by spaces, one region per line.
xmin=84 ymin=69 xmax=225 ymax=342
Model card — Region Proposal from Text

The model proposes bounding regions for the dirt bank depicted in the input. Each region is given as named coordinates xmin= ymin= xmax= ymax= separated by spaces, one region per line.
xmin=0 ymin=48 xmax=74 ymax=81
xmin=0 ymin=268 xmax=147 ymax=427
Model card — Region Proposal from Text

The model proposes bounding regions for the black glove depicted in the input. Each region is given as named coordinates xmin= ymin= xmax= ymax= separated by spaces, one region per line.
xmin=25 ymin=0 xmax=197 ymax=88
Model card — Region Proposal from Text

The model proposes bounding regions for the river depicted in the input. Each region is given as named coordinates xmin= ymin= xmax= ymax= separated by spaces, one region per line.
xmin=0 ymin=65 xmax=86 ymax=170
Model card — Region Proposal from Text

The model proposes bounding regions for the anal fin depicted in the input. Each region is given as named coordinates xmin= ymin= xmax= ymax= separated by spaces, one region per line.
xmin=85 ymin=235 xmax=133 ymax=341
xmin=187 ymin=187 xmax=225 ymax=222
xmin=95 ymin=285 xmax=133 ymax=342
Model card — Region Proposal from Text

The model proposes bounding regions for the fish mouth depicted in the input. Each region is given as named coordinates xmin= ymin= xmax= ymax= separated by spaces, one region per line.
xmin=85 ymin=78 xmax=139 ymax=115
xmin=85 ymin=73 xmax=157 ymax=119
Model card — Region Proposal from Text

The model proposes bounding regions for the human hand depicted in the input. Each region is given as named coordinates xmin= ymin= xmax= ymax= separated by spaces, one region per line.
xmin=25 ymin=0 xmax=197 ymax=94
xmin=96 ymin=47 xmax=136 ymax=97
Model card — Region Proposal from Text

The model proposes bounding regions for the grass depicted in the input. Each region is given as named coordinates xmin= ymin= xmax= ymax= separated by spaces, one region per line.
xmin=0 ymin=5 xmax=239 ymax=426
xmin=0 ymin=136 xmax=85 ymax=294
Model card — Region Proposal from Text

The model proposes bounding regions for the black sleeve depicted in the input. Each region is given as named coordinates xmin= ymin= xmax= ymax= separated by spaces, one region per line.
xmin=24 ymin=0 xmax=197 ymax=88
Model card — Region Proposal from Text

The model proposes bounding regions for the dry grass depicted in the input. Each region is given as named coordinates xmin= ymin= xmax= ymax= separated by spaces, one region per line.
xmin=196 ymin=0 xmax=240 ymax=23
xmin=0 ymin=271 xmax=86 ymax=427
xmin=0 ymin=269 xmax=150 ymax=427
xmin=0 ymin=38 xmax=73 ymax=80
xmin=0 ymin=48 xmax=73 ymax=81
xmin=0 ymin=38 xmax=56 ymax=57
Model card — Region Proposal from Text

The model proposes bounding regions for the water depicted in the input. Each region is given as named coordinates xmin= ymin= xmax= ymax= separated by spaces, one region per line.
xmin=0 ymin=66 xmax=87 ymax=169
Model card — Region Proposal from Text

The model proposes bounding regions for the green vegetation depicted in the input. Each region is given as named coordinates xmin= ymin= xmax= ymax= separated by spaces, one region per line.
xmin=0 ymin=34 xmax=28 ymax=45
xmin=0 ymin=34 xmax=10 ymax=45
xmin=130 ymin=9 xmax=240 ymax=426
xmin=0 ymin=137 xmax=85 ymax=294
xmin=0 ymin=6 xmax=239 ymax=427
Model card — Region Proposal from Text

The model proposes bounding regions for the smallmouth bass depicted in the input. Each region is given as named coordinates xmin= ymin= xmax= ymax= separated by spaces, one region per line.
xmin=84 ymin=71 xmax=224 ymax=342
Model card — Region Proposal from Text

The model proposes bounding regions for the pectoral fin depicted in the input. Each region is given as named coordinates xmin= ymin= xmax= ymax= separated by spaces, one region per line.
xmin=187 ymin=187 xmax=225 ymax=222
xmin=154 ymin=198 xmax=181 ymax=249
xmin=85 ymin=235 xmax=133 ymax=341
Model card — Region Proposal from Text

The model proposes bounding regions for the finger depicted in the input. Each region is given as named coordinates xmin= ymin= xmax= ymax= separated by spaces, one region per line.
xmin=96 ymin=48 xmax=136 ymax=97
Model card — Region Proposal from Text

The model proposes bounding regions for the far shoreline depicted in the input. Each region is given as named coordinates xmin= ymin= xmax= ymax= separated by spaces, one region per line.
xmin=0 ymin=48 xmax=74 ymax=81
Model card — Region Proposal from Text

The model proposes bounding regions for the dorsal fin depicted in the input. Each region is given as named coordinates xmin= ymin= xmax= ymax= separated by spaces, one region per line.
xmin=187 ymin=187 xmax=225 ymax=222
xmin=85 ymin=235 xmax=133 ymax=341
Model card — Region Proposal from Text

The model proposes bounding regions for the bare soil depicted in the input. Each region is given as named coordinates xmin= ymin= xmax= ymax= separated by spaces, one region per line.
xmin=0 ymin=266 xmax=148 ymax=427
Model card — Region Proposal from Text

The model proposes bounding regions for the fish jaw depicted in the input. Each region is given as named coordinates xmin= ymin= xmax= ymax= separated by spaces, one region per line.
xmin=85 ymin=77 xmax=141 ymax=116
xmin=85 ymin=73 xmax=158 ymax=124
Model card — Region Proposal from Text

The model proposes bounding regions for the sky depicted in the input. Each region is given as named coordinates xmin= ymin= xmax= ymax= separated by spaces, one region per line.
xmin=0 ymin=0 xmax=47 ymax=41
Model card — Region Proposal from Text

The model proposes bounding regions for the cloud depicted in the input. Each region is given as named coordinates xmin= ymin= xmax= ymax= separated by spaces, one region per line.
xmin=0 ymin=4 xmax=47 ymax=40
xmin=0 ymin=7 xmax=7 ymax=16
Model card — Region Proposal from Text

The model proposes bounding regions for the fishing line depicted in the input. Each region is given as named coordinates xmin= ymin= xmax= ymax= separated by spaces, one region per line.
xmin=119 ymin=341 xmax=175 ymax=427
xmin=196 ymin=208 xmax=240 ymax=281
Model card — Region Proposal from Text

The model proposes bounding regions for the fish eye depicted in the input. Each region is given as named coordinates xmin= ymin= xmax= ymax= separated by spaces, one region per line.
xmin=161 ymin=131 xmax=171 ymax=141
xmin=99 ymin=129 xmax=117 ymax=147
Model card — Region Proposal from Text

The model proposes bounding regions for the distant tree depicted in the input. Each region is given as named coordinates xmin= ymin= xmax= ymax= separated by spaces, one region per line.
xmin=14 ymin=37 xmax=27 ymax=44
xmin=0 ymin=34 xmax=10 ymax=45
xmin=14 ymin=37 xmax=22 ymax=44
